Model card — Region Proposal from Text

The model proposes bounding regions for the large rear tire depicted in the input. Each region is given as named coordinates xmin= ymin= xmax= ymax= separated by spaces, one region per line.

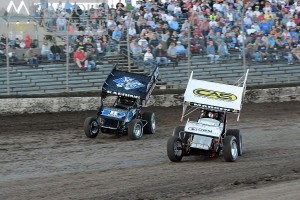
xmin=223 ymin=135 xmax=238 ymax=162
xmin=84 ymin=117 xmax=100 ymax=138
xmin=128 ymin=119 xmax=143 ymax=140
xmin=167 ymin=136 xmax=184 ymax=162
xmin=226 ymin=129 xmax=242 ymax=156
xmin=142 ymin=112 xmax=156 ymax=134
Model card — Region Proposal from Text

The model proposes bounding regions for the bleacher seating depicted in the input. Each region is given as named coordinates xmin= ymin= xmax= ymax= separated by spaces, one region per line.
xmin=1 ymin=48 xmax=300 ymax=96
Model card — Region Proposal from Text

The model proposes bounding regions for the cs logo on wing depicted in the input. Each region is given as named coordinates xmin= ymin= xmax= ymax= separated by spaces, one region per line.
xmin=193 ymin=88 xmax=237 ymax=101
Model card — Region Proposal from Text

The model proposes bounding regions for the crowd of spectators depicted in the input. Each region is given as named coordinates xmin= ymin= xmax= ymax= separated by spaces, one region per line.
xmin=3 ymin=0 xmax=300 ymax=68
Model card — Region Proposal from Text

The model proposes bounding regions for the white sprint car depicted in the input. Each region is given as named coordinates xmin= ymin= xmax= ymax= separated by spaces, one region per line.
xmin=167 ymin=69 xmax=249 ymax=162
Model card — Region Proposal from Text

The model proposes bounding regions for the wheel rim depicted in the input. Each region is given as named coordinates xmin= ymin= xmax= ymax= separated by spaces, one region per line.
xmin=134 ymin=123 xmax=142 ymax=137
xmin=231 ymin=140 xmax=238 ymax=160
xmin=90 ymin=121 xmax=99 ymax=135
xmin=151 ymin=114 xmax=156 ymax=131
xmin=174 ymin=140 xmax=183 ymax=157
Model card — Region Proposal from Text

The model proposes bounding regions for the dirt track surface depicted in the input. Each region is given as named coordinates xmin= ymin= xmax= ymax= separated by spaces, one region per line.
xmin=0 ymin=102 xmax=299 ymax=200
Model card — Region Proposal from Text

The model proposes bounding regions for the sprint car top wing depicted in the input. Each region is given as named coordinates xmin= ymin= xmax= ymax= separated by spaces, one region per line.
xmin=183 ymin=70 xmax=249 ymax=114
xmin=102 ymin=65 xmax=159 ymax=102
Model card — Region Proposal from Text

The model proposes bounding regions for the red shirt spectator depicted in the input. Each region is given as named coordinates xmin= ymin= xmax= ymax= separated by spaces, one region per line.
xmin=73 ymin=47 xmax=87 ymax=69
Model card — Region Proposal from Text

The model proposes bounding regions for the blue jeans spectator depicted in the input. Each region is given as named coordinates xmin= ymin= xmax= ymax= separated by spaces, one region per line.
xmin=207 ymin=54 xmax=219 ymax=63
xmin=156 ymin=57 xmax=168 ymax=65
xmin=86 ymin=60 xmax=96 ymax=71
xmin=27 ymin=57 xmax=39 ymax=67
xmin=252 ymin=52 xmax=262 ymax=62
xmin=284 ymin=53 xmax=294 ymax=64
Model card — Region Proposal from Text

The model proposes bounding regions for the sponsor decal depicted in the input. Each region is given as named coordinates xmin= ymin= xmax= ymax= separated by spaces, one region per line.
xmin=193 ymin=88 xmax=237 ymax=101
xmin=106 ymin=90 xmax=139 ymax=99
xmin=198 ymin=128 xmax=213 ymax=133
xmin=102 ymin=108 xmax=126 ymax=118
xmin=113 ymin=76 xmax=145 ymax=90
xmin=190 ymin=102 xmax=239 ymax=113
xmin=188 ymin=127 xmax=198 ymax=131
xmin=7 ymin=0 xmax=29 ymax=15
xmin=188 ymin=126 xmax=213 ymax=133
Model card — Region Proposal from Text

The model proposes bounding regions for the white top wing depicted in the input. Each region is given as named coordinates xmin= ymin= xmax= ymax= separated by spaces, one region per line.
xmin=184 ymin=77 xmax=245 ymax=113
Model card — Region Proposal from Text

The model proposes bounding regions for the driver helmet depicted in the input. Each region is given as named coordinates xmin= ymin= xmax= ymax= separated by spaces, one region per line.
xmin=208 ymin=112 xmax=218 ymax=119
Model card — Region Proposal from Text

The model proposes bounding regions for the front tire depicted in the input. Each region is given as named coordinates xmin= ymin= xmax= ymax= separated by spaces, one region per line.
xmin=226 ymin=129 xmax=242 ymax=156
xmin=167 ymin=136 xmax=184 ymax=162
xmin=84 ymin=117 xmax=100 ymax=138
xmin=142 ymin=112 xmax=156 ymax=134
xmin=223 ymin=135 xmax=238 ymax=162
xmin=128 ymin=119 xmax=143 ymax=140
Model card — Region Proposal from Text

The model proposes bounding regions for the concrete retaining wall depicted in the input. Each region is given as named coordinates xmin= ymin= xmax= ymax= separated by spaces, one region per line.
xmin=0 ymin=87 xmax=299 ymax=115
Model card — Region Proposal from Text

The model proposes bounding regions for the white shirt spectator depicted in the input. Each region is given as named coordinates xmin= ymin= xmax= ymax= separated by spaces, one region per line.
xmin=57 ymin=3 xmax=64 ymax=12
xmin=246 ymin=8 xmax=254 ymax=17
xmin=193 ymin=5 xmax=201 ymax=11
xmin=213 ymin=2 xmax=222 ymax=12
xmin=244 ymin=15 xmax=252 ymax=26
xmin=138 ymin=38 xmax=148 ymax=51
xmin=167 ymin=4 xmax=175 ymax=13
xmin=134 ymin=2 xmax=141 ymax=9
xmin=144 ymin=52 xmax=154 ymax=61
xmin=174 ymin=5 xmax=182 ymax=15
xmin=166 ymin=14 xmax=174 ymax=22
xmin=253 ymin=9 xmax=261 ymax=17
xmin=237 ymin=33 xmax=246 ymax=44
xmin=209 ymin=20 xmax=217 ymax=27
xmin=144 ymin=12 xmax=153 ymax=19
xmin=128 ymin=27 xmax=136 ymax=37
xmin=227 ymin=12 xmax=233 ymax=22
xmin=286 ymin=20 xmax=297 ymax=28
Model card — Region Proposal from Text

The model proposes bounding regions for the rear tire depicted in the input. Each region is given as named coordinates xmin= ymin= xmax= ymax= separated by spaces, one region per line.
xmin=142 ymin=112 xmax=156 ymax=134
xmin=84 ymin=117 xmax=99 ymax=138
xmin=226 ymin=129 xmax=242 ymax=156
xmin=223 ymin=135 xmax=238 ymax=162
xmin=167 ymin=136 xmax=183 ymax=162
xmin=128 ymin=119 xmax=143 ymax=140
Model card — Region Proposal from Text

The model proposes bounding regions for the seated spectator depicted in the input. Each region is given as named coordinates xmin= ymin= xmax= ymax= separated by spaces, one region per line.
xmin=155 ymin=43 xmax=168 ymax=66
xmin=175 ymin=41 xmax=188 ymax=58
xmin=218 ymin=42 xmax=230 ymax=60
xmin=56 ymin=14 xmax=66 ymax=31
xmin=24 ymin=47 xmax=38 ymax=67
xmin=138 ymin=35 xmax=149 ymax=52
xmin=282 ymin=45 xmax=294 ymax=65
xmin=131 ymin=40 xmax=143 ymax=62
xmin=173 ymin=4 xmax=183 ymax=19
xmin=86 ymin=47 xmax=98 ymax=71
xmin=190 ymin=35 xmax=202 ymax=54
xmin=24 ymin=35 xmax=31 ymax=48
xmin=167 ymin=42 xmax=178 ymax=62
xmin=41 ymin=40 xmax=53 ymax=61
xmin=257 ymin=41 xmax=268 ymax=60
xmin=95 ymin=39 xmax=105 ymax=56
xmin=291 ymin=44 xmax=300 ymax=60
xmin=144 ymin=47 xmax=156 ymax=68
xmin=161 ymin=30 xmax=170 ymax=50
xmin=112 ymin=27 xmax=122 ymax=43
xmin=73 ymin=46 xmax=87 ymax=70
xmin=128 ymin=25 xmax=137 ymax=39
xmin=50 ymin=42 xmax=61 ymax=61
xmin=63 ymin=43 xmax=73 ymax=60
xmin=168 ymin=17 xmax=179 ymax=32
xmin=206 ymin=41 xmax=219 ymax=63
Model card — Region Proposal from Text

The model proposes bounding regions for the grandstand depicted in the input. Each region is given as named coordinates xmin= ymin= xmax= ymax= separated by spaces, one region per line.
xmin=1 ymin=0 xmax=300 ymax=97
